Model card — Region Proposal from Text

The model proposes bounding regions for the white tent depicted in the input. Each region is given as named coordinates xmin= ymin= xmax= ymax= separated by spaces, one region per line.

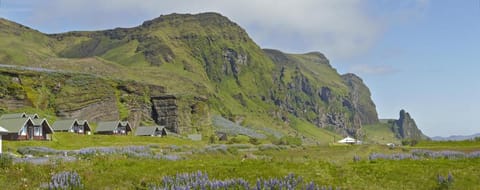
xmin=338 ymin=137 xmax=360 ymax=144
xmin=0 ymin=126 xmax=8 ymax=154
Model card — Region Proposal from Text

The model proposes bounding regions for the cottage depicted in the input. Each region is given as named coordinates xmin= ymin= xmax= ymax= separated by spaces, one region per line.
xmin=95 ymin=121 xmax=132 ymax=135
xmin=0 ymin=117 xmax=53 ymax=140
xmin=135 ymin=126 xmax=167 ymax=137
xmin=52 ymin=119 xmax=92 ymax=135
xmin=0 ymin=127 xmax=8 ymax=153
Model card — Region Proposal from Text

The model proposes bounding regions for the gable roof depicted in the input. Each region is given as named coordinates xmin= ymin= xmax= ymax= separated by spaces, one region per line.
xmin=0 ymin=113 xmax=39 ymax=120
xmin=135 ymin=126 xmax=165 ymax=136
xmin=96 ymin=121 xmax=131 ymax=132
xmin=0 ymin=113 xmax=27 ymax=120
xmin=77 ymin=120 xmax=89 ymax=126
xmin=52 ymin=119 xmax=77 ymax=131
xmin=31 ymin=118 xmax=54 ymax=134
xmin=27 ymin=114 xmax=40 ymax=119
xmin=0 ymin=126 xmax=8 ymax=134
xmin=0 ymin=118 xmax=32 ymax=133
xmin=53 ymin=119 xmax=91 ymax=131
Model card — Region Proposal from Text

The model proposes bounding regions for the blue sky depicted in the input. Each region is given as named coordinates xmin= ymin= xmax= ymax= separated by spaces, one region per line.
xmin=0 ymin=0 xmax=479 ymax=136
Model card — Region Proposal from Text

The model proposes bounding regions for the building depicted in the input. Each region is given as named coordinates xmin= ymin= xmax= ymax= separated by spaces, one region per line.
xmin=52 ymin=119 xmax=92 ymax=135
xmin=338 ymin=137 xmax=360 ymax=145
xmin=0 ymin=117 xmax=53 ymax=140
xmin=0 ymin=127 xmax=8 ymax=153
xmin=135 ymin=126 xmax=167 ymax=137
xmin=95 ymin=121 xmax=132 ymax=135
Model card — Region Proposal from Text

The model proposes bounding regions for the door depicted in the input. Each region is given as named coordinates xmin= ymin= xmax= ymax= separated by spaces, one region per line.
xmin=28 ymin=126 xmax=34 ymax=140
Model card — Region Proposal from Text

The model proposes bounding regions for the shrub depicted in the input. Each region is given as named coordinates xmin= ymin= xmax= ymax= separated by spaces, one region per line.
xmin=148 ymin=171 xmax=332 ymax=190
xmin=274 ymin=136 xmax=302 ymax=146
xmin=353 ymin=155 xmax=361 ymax=162
xmin=249 ymin=137 xmax=261 ymax=145
xmin=209 ymin=134 xmax=217 ymax=144
xmin=437 ymin=173 xmax=454 ymax=189
xmin=44 ymin=171 xmax=83 ymax=190
xmin=0 ymin=154 xmax=13 ymax=169
xmin=17 ymin=146 xmax=61 ymax=156
xmin=227 ymin=137 xmax=242 ymax=144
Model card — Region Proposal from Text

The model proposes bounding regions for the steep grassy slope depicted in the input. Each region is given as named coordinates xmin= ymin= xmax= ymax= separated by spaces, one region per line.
xmin=363 ymin=123 xmax=401 ymax=144
xmin=0 ymin=18 xmax=55 ymax=64
xmin=0 ymin=13 xmax=380 ymax=142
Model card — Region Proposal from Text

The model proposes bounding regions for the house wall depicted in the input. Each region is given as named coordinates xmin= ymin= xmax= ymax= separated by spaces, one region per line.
xmin=3 ymin=133 xmax=20 ymax=140
xmin=96 ymin=131 xmax=114 ymax=135
xmin=4 ymin=125 xmax=51 ymax=141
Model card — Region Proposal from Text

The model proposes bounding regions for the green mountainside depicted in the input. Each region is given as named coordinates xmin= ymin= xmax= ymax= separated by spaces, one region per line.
xmin=0 ymin=13 xmax=427 ymax=143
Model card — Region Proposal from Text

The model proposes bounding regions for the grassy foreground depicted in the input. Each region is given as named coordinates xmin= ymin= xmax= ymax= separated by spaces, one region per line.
xmin=1 ymin=135 xmax=480 ymax=189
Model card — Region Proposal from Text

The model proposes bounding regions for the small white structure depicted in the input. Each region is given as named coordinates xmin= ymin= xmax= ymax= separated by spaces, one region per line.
xmin=0 ymin=126 xmax=8 ymax=154
xmin=338 ymin=136 xmax=360 ymax=144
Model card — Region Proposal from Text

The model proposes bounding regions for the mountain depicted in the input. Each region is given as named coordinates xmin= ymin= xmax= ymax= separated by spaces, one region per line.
xmin=432 ymin=133 xmax=480 ymax=141
xmin=0 ymin=13 xmax=380 ymax=142
xmin=382 ymin=110 xmax=429 ymax=141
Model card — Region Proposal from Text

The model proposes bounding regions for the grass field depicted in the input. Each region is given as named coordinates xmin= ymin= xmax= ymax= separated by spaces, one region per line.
xmin=1 ymin=134 xmax=480 ymax=189
xmin=2 ymin=133 xmax=203 ymax=152
xmin=363 ymin=123 xmax=400 ymax=145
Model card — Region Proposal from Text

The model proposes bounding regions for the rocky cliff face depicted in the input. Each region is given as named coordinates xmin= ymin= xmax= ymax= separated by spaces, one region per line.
xmin=265 ymin=49 xmax=379 ymax=136
xmin=341 ymin=73 xmax=379 ymax=125
xmin=0 ymin=13 xmax=382 ymax=139
xmin=151 ymin=95 xmax=179 ymax=133
xmin=391 ymin=110 xmax=429 ymax=140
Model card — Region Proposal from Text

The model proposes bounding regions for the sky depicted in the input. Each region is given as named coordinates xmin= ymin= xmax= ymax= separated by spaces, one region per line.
xmin=0 ymin=0 xmax=479 ymax=137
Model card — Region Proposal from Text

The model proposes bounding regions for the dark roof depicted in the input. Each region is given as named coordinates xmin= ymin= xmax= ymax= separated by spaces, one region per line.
xmin=0 ymin=113 xmax=39 ymax=120
xmin=52 ymin=119 xmax=77 ymax=131
xmin=0 ymin=113 xmax=27 ymax=120
xmin=0 ymin=118 xmax=32 ymax=133
xmin=77 ymin=120 xmax=89 ymax=126
xmin=96 ymin=121 xmax=131 ymax=132
xmin=135 ymin=126 xmax=165 ymax=136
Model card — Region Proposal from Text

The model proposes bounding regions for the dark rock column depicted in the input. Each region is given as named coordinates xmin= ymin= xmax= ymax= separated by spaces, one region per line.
xmin=151 ymin=95 xmax=179 ymax=133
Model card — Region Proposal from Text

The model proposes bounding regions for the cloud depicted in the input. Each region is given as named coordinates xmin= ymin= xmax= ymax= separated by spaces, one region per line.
xmin=3 ymin=0 xmax=429 ymax=59
xmin=349 ymin=64 xmax=398 ymax=75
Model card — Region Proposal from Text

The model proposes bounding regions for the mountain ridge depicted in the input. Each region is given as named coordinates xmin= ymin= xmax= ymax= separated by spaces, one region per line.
xmin=0 ymin=12 xmax=425 ymax=143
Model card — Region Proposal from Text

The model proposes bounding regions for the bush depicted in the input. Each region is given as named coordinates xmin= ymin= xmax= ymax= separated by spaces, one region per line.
xmin=209 ymin=134 xmax=217 ymax=144
xmin=401 ymin=139 xmax=418 ymax=146
xmin=227 ymin=137 xmax=241 ymax=144
xmin=437 ymin=173 xmax=454 ymax=189
xmin=249 ymin=137 xmax=261 ymax=145
xmin=0 ymin=154 xmax=13 ymax=169
xmin=149 ymin=171 xmax=331 ymax=190
xmin=43 ymin=171 xmax=83 ymax=189
xmin=274 ymin=136 xmax=302 ymax=146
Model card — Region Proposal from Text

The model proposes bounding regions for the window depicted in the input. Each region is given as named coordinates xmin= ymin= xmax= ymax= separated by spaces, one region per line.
xmin=20 ymin=127 xmax=27 ymax=136
xmin=34 ymin=127 xmax=42 ymax=136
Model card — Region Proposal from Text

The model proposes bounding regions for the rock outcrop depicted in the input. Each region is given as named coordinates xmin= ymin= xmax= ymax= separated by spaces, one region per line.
xmin=391 ymin=110 xmax=429 ymax=140
xmin=265 ymin=49 xmax=379 ymax=136
xmin=341 ymin=73 xmax=379 ymax=125
xmin=151 ymin=95 xmax=179 ymax=133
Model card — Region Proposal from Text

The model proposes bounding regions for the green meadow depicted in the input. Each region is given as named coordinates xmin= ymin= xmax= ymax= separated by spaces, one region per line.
xmin=1 ymin=133 xmax=480 ymax=189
